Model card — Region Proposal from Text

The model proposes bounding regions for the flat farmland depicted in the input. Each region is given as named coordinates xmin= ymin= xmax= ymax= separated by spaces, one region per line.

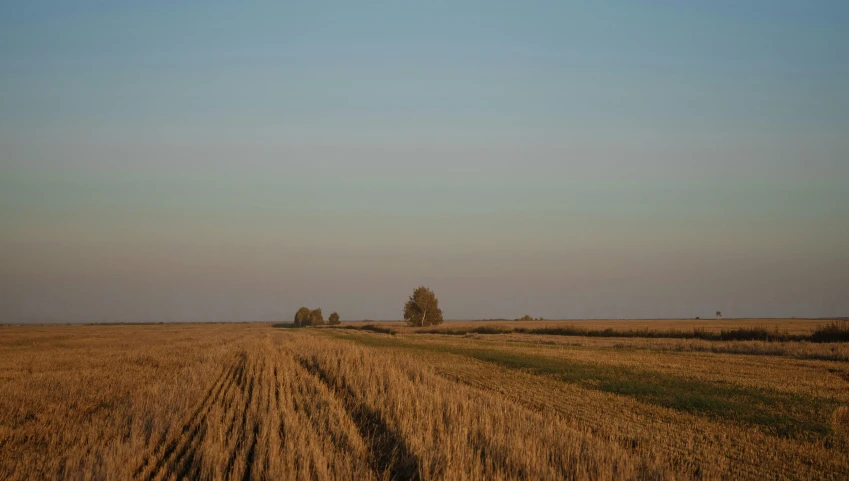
xmin=347 ymin=318 xmax=836 ymax=334
xmin=1 ymin=321 xmax=848 ymax=480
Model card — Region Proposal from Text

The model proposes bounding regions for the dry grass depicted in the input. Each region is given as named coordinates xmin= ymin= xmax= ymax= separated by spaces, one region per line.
xmin=494 ymin=332 xmax=849 ymax=362
xmin=1 ymin=322 xmax=847 ymax=480
xmin=383 ymin=333 xmax=849 ymax=400
xmin=342 ymin=318 xmax=849 ymax=344
xmin=344 ymin=318 xmax=837 ymax=335
xmin=835 ymin=406 xmax=849 ymax=441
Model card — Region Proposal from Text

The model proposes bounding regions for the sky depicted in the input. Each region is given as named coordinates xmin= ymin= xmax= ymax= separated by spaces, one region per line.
xmin=1 ymin=1 xmax=848 ymax=322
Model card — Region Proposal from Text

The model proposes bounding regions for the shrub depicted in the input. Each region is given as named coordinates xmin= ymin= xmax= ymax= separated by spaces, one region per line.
xmin=356 ymin=324 xmax=397 ymax=335
xmin=472 ymin=326 xmax=513 ymax=334
xmin=719 ymin=327 xmax=772 ymax=341
xmin=328 ymin=312 xmax=340 ymax=325
xmin=811 ymin=321 xmax=849 ymax=343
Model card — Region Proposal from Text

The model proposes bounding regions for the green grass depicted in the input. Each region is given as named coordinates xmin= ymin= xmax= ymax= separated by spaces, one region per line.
xmin=328 ymin=331 xmax=836 ymax=441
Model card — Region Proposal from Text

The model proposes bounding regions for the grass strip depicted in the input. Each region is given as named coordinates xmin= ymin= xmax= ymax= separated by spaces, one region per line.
xmin=337 ymin=320 xmax=849 ymax=343
xmin=330 ymin=331 xmax=837 ymax=441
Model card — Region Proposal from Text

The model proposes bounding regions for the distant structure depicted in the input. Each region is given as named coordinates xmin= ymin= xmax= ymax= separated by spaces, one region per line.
xmin=716 ymin=311 xmax=722 ymax=320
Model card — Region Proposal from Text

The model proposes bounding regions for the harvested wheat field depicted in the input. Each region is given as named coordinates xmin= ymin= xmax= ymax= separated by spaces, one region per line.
xmin=347 ymin=318 xmax=837 ymax=335
xmin=1 ymin=321 xmax=848 ymax=480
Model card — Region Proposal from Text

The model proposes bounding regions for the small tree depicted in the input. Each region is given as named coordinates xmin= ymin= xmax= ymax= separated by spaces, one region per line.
xmin=294 ymin=307 xmax=311 ymax=327
xmin=403 ymin=286 xmax=443 ymax=327
xmin=310 ymin=308 xmax=324 ymax=326
xmin=328 ymin=312 xmax=340 ymax=325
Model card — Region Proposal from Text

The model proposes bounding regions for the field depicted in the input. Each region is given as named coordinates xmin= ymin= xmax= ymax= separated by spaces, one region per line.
xmin=1 ymin=320 xmax=848 ymax=480
xmin=347 ymin=318 xmax=833 ymax=333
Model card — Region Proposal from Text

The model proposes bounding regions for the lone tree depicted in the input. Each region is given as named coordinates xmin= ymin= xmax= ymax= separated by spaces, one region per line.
xmin=310 ymin=308 xmax=324 ymax=326
xmin=294 ymin=307 xmax=311 ymax=327
xmin=403 ymin=286 xmax=443 ymax=327
xmin=328 ymin=312 xmax=340 ymax=325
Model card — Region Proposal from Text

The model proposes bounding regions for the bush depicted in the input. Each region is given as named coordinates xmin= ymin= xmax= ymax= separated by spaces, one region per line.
xmin=719 ymin=327 xmax=773 ymax=341
xmin=471 ymin=326 xmax=513 ymax=334
xmin=353 ymin=324 xmax=396 ymax=335
xmin=811 ymin=321 xmax=849 ymax=343
xmin=328 ymin=312 xmax=340 ymax=325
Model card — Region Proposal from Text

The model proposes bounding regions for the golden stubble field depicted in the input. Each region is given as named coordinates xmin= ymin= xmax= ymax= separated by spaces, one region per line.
xmin=348 ymin=318 xmax=834 ymax=334
xmin=1 ymin=320 xmax=847 ymax=480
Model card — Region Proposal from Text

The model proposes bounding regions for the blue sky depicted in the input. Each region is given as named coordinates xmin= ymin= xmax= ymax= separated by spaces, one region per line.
xmin=1 ymin=1 xmax=848 ymax=321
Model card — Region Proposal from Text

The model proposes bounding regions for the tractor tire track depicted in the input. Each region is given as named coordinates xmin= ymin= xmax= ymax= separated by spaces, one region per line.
xmin=239 ymin=356 xmax=267 ymax=481
xmin=223 ymin=354 xmax=262 ymax=481
xmin=160 ymin=352 xmax=246 ymax=480
xmin=297 ymin=357 xmax=420 ymax=481
xmin=132 ymin=364 xmax=230 ymax=478
xmin=147 ymin=353 xmax=245 ymax=481
xmin=133 ymin=358 xmax=234 ymax=479
xmin=181 ymin=352 xmax=256 ymax=481
xmin=136 ymin=352 xmax=246 ymax=481
xmin=169 ymin=353 xmax=247 ymax=481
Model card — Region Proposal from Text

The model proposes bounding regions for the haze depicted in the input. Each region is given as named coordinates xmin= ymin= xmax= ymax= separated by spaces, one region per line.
xmin=2 ymin=1 xmax=848 ymax=322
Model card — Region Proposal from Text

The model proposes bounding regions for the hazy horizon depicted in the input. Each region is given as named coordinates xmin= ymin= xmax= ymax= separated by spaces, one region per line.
xmin=2 ymin=2 xmax=848 ymax=323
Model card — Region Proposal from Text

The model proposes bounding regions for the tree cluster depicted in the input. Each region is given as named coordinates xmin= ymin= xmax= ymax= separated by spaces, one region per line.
xmin=293 ymin=307 xmax=339 ymax=327
xmin=293 ymin=285 xmax=443 ymax=329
